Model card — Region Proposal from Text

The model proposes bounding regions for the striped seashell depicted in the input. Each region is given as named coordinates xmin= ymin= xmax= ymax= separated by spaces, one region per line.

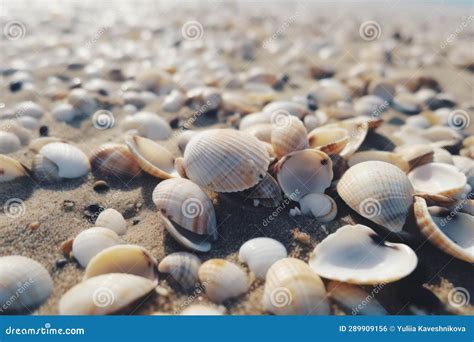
xmin=158 ymin=252 xmax=202 ymax=289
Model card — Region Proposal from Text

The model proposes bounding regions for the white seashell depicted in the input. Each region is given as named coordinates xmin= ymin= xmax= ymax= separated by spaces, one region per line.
xmin=238 ymin=172 xmax=282 ymax=207
xmin=177 ymin=130 xmax=198 ymax=153
xmin=309 ymin=80 xmax=351 ymax=107
xmin=354 ymin=95 xmax=388 ymax=117
xmin=72 ymin=227 xmax=122 ymax=267
xmin=263 ymin=101 xmax=309 ymax=119
xmin=0 ymin=155 xmax=29 ymax=182
xmin=452 ymin=155 xmax=474 ymax=188
xmin=59 ymin=273 xmax=156 ymax=315
xmin=337 ymin=161 xmax=414 ymax=232
xmin=238 ymin=112 xmax=271 ymax=130
xmin=121 ymin=112 xmax=172 ymax=140
xmin=84 ymin=244 xmax=158 ymax=280
xmin=186 ymin=86 xmax=222 ymax=111
xmin=243 ymin=123 xmax=272 ymax=143
xmin=52 ymin=103 xmax=81 ymax=122
xmin=262 ymin=258 xmax=330 ymax=315
xmin=238 ymin=237 xmax=287 ymax=278
xmin=322 ymin=118 xmax=370 ymax=158
xmin=392 ymin=93 xmax=421 ymax=115
xmin=90 ymin=143 xmax=141 ymax=179
xmin=299 ymin=193 xmax=337 ymax=222
xmin=221 ymin=92 xmax=261 ymax=114
xmin=327 ymin=281 xmax=387 ymax=315
xmin=14 ymin=101 xmax=45 ymax=119
xmin=158 ymin=252 xmax=201 ymax=289
xmin=0 ymin=256 xmax=53 ymax=312
xmin=162 ymin=90 xmax=186 ymax=112
xmin=68 ymin=88 xmax=97 ymax=115
xmin=408 ymin=163 xmax=466 ymax=197
xmin=198 ymin=259 xmax=249 ymax=303
xmin=17 ymin=116 xmax=39 ymax=129
xmin=95 ymin=208 xmax=127 ymax=235
xmin=180 ymin=304 xmax=225 ymax=315
xmin=308 ymin=224 xmax=418 ymax=284
xmin=0 ymin=121 xmax=31 ymax=145
xmin=0 ymin=131 xmax=21 ymax=154
xmin=432 ymin=148 xmax=453 ymax=165
xmin=271 ymin=114 xmax=308 ymax=159
xmin=303 ymin=114 xmax=320 ymax=131
xmin=29 ymin=137 xmax=68 ymax=153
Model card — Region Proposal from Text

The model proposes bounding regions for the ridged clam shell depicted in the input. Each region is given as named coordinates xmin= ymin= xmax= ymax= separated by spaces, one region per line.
xmin=299 ymin=193 xmax=337 ymax=222
xmin=308 ymin=127 xmax=349 ymax=155
xmin=59 ymin=273 xmax=156 ymax=315
xmin=0 ymin=155 xmax=29 ymax=182
xmin=84 ymin=244 xmax=158 ymax=280
xmin=262 ymin=258 xmax=330 ymax=315
xmin=95 ymin=208 xmax=127 ymax=235
xmin=0 ymin=131 xmax=21 ymax=154
xmin=263 ymin=101 xmax=310 ymax=119
xmin=408 ymin=163 xmax=466 ymax=197
xmin=182 ymin=129 xmax=270 ymax=192
xmin=337 ymin=161 xmax=414 ymax=232
xmin=327 ymin=281 xmax=387 ymax=315
xmin=271 ymin=114 xmax=308 ymax=159
xmin=121 ymin=111 xmax=172 ymax=140
xmin=158 ymin=252 xmax=202 ymax=289
xmin=414 ymin=196 xmax=474 ymax=263
xmin=90 ymin=143 xmax=141 ymax=179
xmin=180 ymin=304 xmax=225 ymax=315
xmin=198 ymin=259 xmax=249 ymax=303
xmin=0 ymin=256 xmax=53 ymax=312
xmin=348 ymin=151 xmax=410 ymax=172
xmin=72 ymin=227 xmax=122 ymax=267
xmin=238 ymin=238 xmax=287 ymax=278
xmin=309 ymin=224 xmax=418 ymax=284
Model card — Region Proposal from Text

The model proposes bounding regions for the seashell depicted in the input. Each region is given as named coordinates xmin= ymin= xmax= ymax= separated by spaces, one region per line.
xmin=299 ymin=193 xmax=337 ymax=222
xmin=303 ymin=114 xmax=321 ymax=131
xmin=337 ymin=161 xmax=414 ymax=232
xmin=158 ymin=252 xmax=201 ymax=289
xmin=238 ymin=172 xmax=282 ymax=207
xmin=180 ymin=304 xmax=225 ymax=315
xmin=243 ymin=123 xmax=272 ymax=143
xmin=181 ymin=129 xmax=270 ymax=192
xmin=186 ymin=86 xmax=222 ymax=111
xmin=348 ymin=151 xmax=410 ymax=172
xmin=84 ymin=244 xmax=158 ymax=280
xmin=262 ymin=258 xmax=330 ymax=315
xmin=408 ymin=163 xmax=466 ymax=197
xmin=271 ymin=114 xmax=308 ymax=159
xmin=0 ymin=121 xmax=31 ymax=145
xmin=68 ymin=88 xmax=97 ymax=115
xmin=198 ymin=259 xmax=249 ymax=303
xmin=406 ymin=114 xmax=430 ymax=129
xmin=14 ymin=101 xmax=45 ymax=119
xmin=121 ymin=112 xmax=172 ymax=140
xmin=309 ymin=80 xmax=351 ymax=107
xmin=153 ymin=178 xmax=217 ymax=252
xmin=0 ymin=155 xmax=29 ymax=182
xmin=17 ymin=116 xmax=39 ymax=129
xmin=274 ymin=149 xmax=333 ymax=201
xmin=95 ymin=208 xmax=127 ymax=235
xmin=33 ymin=142 xmax=90 ymax=181
xmin=326 ymin=101 xmax=357 ymax=120
xmin=72 ymin=227 xmax=122 ymax=267
xmin=177 ymin=130 xmax=199 ymax=153
xmin=327 ymin=281 xmax=387 ymax=315
xmin=308 ymin=126 xmax=349 ymax=155
xmin=452 ymin=155 xmax=474 ymax=188
xmin=414 ymin=196 xmax=473 ymax=263
xmin=368 ymin=78 xmax=395 ymax=102
xmin=59 ymin=273 xmax=156 ymax=315
xmin=90 ymin=143 xmax=141 ymax=179
xmin=308 ymin=224 xmax=418 ymax=284
xmin=29 ymin=137 xmax=68 ymax=153
xmin=243 ymin=67 xmax=278 ymax=86
xmin=396 ymin=144 xmax=434 ymax=171
xmin=238 ymin=238 xmax=287 ymax=278
xmin=162 ymin=90 xmax=186 ymax=112
xmin=0 ymin=256 xmax=53 ymax=312
xmin=238 ymin=112 xmax=271 ymax=130
xmin=136 ymin=69 xmax=174 ymax=95
xmin=0 ymin=131 xmax=21 ymax=154
xmin=320 ymin=119 xmax=370 ymax=158
xmin=391 ymin=93 xmax=421 ymax=115
xmin=354 ymin=95 xmax=388 ymax=117
xmin=263 ymin=101 xmax=310 ymax=119
xmin=52 ymin=103 xmax=81 ymax=122
xmin=221 ymin=92 xmax=260 ymax=114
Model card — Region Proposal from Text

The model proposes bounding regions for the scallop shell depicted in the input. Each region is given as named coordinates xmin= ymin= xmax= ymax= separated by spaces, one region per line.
xmin=0 ymin=256 xmax=53 ymax=312
xmin=90 ymin=143 xmax=141 ymax=179
xmin=180 ymin=304 xmax=225 ymax=315
xmin=299 ymin=193 xmax=337 ymax=222
xmin=95 ymin=208 xmax=127 ymax=235
xmin=121 ymin=111 xmax=172 ymax=140
xmin=181 ymin=129 xmax=270 ymax=192
xmin=274 ymin=149 xmax=333 ymax=201
xmin=158 ymin=252 xmax=202 ymax=289
xmin=59 ymin=273 xmax=156 ymax=315
xmin=337 ymin=161 xmax=414 ymax=232
xmin=271 ymin=114 xmax=308 ymax=159
xmin=0 ymin=155 xmax=29 ymax=182
xmin=238 ymin=238 xmax=287 ymax=278
xmin=308 ymin=224 xmax=418 ymax=284
xmin=263 ymin=101 xmax=309 ymax=119
xmin=84 ymin=245 xmax=158 ymax=280
xmin=348 ymin=151 xmax=410 ymax=172
xmin=0 ymin=131 xmax=21 ymax=154
xmin=262 ymin=258 xmax=330 ymax=315
xmin=125 ymin=135 xmax=177 ymax=179
xmin=408 ymin=163 xmax=467 ymax=197
xmin=414 ymin=196 xmax=473 ymax=263
xmin=198 ymin=259 xmax=249 ymax=303
xmin=308 ymin=126 xmax=349 ymax=155
xmin=327 ymin=281 xmax=387 ymax=315
xmin=72 ymin=227 xmax=122 ymax=267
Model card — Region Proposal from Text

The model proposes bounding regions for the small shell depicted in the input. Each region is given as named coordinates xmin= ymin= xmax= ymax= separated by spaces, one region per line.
xmin=182 ymin=129 xmax=270 ymax=192
xmin=158 ymin=252 xmax=201 ymax=289
xmin=125 ymin=135 xmax=177 ymax=179
xmin=0 ymin=155 xmax=29 ymax=182
xmin=59 ymin=273 xmax=156 ymax=315
xmin=391 ymin=93 xmax=421 ymax=115
xmin=68 ymin=88 xmax=97 ymax=115
xmin=337 ymin=161 xmax=414 ymax=232
xmin=271 ymin=114 xmax=308 ymax=159
xmin=72 ymin=227 xmax=122 ymax=267
xmin=14 ymin=101 xmax=45 ymax=119
xmin=396 ymin=144 xmax=434 ymax=171
xmin=95 ymin=208 xmax=127 ymax=235
xmin=348 ymin=151 xmax=410 ymax=172
xmin=198 ymin=259 xmax=249 ymax=303
xmin=162 ymin=90 xmax=185 ymax=112
xmin=308 ymin=224 xmax=418 ymax=284
xmin=327 ymin=281 xmax=387 ymax=315
xmin=0 ymin=131 xmax=21 ymax=154
xmin=263 ymin=101 xmax=310 ymax=119
xmin=299 ymin=193 xmax=337 ymax=222
xmin=408 ymin=163 xmax=467 ymax=197
xmin=243 ymin=123 xmax=272 ymax=143
xmin=322 ymin=119 xmax=370 ymax=158
xmin=274 ymin=149 xmax=333 ymax=201
xmin=17 ymin=116 xmax=39 ymax=129
xmin=414 ymin=196 xmax=473 ymax=262
xmin=238 ymin=112 xmax=271 ymax=130
xmin=221 ymin=92 xmax=260 ymax=114
xmin=84 ymin=244 xmax=158 ymax=280
xmin=310 ymin=80 xmax=351 ymax=107
xmin=90 ymin=143 xmax=141 ymax=179
xmin=239 ymin=238 xmax=287 ymax=278
xmin=308 ymin=126 xmax=349 ymax=155
xmin=180 ymin=304 xmax=225 ymax=315
xmin=186 ymin=87 xmax=222 ymax=111
xmin=52 ymin=103 xmax=80 ymax=122
xmin=354 ymin=95 xmax=388 ymax=117
xmin=262 ymin=258 xmax=330 ymax=315
xmin=0 ymin=121 xmax=31 ymax=145
xmin=368 ymin=78 xmax=395 ymax=102
xmin=0 ymin=256 xmax=53 ymax=312
xmin=121 ymin=112 xmax=172 ymax=140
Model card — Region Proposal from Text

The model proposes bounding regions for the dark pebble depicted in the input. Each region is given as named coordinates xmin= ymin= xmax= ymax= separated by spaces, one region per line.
xmin=93 ymin=180 xmax=110 ymax=193
xmin=84 ymin=204 xmax=105 ymax=223
xmin=39 ymin=125 xmax=49 ymax=137
xmin=55 ymin=259 xmax=68 ymax=269
xmin=132 ymin=219 xmax=140 ymax=225
xmin=9 ymin=81 xmax=22 ymax=92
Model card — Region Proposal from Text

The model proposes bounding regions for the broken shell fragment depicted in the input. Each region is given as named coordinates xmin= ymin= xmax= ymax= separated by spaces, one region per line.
xmin=308 ymin=126 xmax=349 ymax=155
xmin=95 ymin=208 xmax=127 ymax=235
xmin=408 ymin=163 xmax=467 ymax=197
xmin=158 ymin=252 xmax=202 ymax=289
xmin=0 ymin=155 xmax=29 ymax=182
xmin=90 ymin=143 xmax=141 ymax=180
xmin=238 ymin=238 xmax=287 ymax=278
xmin=72 ymin=227 xmax=122 ymax=267
xmin=299 ymin=193 xmax=338 ymax=222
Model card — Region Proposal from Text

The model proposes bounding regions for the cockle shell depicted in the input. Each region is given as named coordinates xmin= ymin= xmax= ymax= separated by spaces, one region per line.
xmin=180 ymin=304 xmax=225 ymax=315
xmin=327 ymin=281 xmax=387 ymax=315
xmin=263 ymin=101 xmax=310 ymax=119
xmin=238 ymin=238 xmax=287 ymax=278
xmin=0 ymin=131 xmax=21 ymax=154
xmin=198 ymin=259 xmax=249 ymax=303
xmin=337 ymin=161 xmax=414 ymax=232
xmin=125 ymin=135 xmax=178 ymax=179
xmin=153 ymin=178 xmax=217 ymax=252
xmin=180 ymin=129 xmax=270 ymax=192
xmin=121 ymin=112 xmax=172 ymax=140
xmin=84 ymin=245 xmax=158 ymax=280
xmin=299 ymin=193 xmax=337 ymax=222
xmin=0 ymin=155 xmax=29 ymax=182
xmin=414 ymin=196 xmax=473 ymax=263
xmin=72 ymin=227 xmax=122 ymax=267
xmin=321 ymin=119 xmax=370 ymax=158
xmin=262 ymin=258 xmax=330 ymax=315
xmin=59 ymin=273 xmax=157 ymax=315
xmin=408 ymin=163 xmax=467 ymax=197
xmin=308 ymin=126 xmax=349 ymax=155
xmin=0 ymin=256 xmax=53 ymax=312
xmin=90 ymin=143 xmax=141 ymax=179
xmin=271 ymin=114 xmax=308 ymax=159
xmin=95 ymin=208 xmax=127 ymax=235
xmin=348 ymin=151 xmax=410 ymax=172
xmin=158 ymin=252 xmax=202 ymax=289
xmin=308 ymin=225 xmax=418 ymax=284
